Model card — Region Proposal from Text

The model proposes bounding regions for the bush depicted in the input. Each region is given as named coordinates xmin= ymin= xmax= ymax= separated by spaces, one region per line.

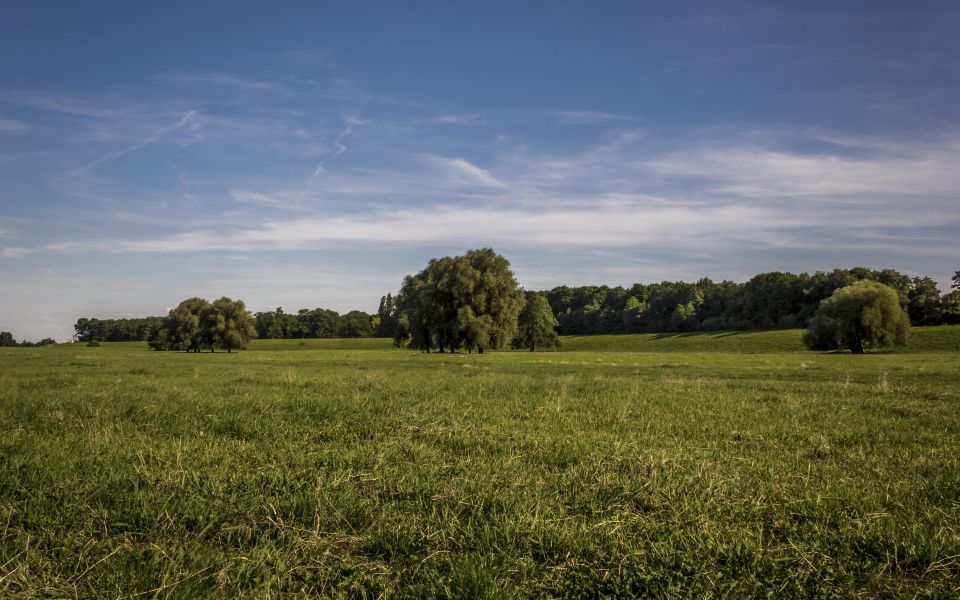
xmin=86 ymin=340 xmax=101 ymax=347
xmin=804 ymin=280 xmax=909 ymax=354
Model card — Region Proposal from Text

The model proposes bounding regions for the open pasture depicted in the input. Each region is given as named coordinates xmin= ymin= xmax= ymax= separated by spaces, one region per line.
xmin=1 ymin=329 xmax=959 ymax=597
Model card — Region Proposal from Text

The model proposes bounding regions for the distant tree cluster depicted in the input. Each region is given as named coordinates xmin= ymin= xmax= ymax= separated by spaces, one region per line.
xmin=147 ymin=297 xmax=256 ymax=352
xmin=391 ymin=248 xmax=527 ymax=353
xmin=252 ymin=307 xmax=376 ymax=339
xmin=539 ymin=268 xmax=960 ymax=335
xmin=74 ymin=317 xmax=166 ymax=342
xmin=0 ymin=332 xmax=56 ymax=347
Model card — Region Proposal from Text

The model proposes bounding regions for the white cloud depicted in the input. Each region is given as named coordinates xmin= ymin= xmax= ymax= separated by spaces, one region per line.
xmin=420 ymin=155 xmax=507 ymax=189
xmin=41 ymin=200 xmax=781 ymax=254
xmin=1 ymin=247 xmax=33 ymax=258
xmin=642 ymin=140 xmax=960 ymax=198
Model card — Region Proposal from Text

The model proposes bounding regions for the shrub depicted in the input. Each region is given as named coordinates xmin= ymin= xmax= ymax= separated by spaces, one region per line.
xmin=86 ymin=340 xmax=101 ymax=347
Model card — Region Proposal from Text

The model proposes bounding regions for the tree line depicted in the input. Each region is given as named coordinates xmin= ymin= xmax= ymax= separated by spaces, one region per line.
xmin=72 ymin=307 xmax=378 ymax=344
xmin=530 ymin=268 xmax=959 ymax=335
xmin=74 ymin=317 xmax=166 ymax=342
xmin=69 ymin=265 xmax=960 ymax=347
xmin=0 ymin=332 xmax=56 ymax=347
xmin=253 ymin=307 xmax=377 ymax=339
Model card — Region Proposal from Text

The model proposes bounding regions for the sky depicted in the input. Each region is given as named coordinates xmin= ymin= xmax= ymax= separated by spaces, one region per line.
xmin=1 ymin=0 xmax=958 ymax=342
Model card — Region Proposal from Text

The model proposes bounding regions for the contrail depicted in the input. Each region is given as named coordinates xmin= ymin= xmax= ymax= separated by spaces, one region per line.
xmin=69 ymin=109 xmax=199 ymax=177
xmin=299 ymin=116 xmax=365 ymax=199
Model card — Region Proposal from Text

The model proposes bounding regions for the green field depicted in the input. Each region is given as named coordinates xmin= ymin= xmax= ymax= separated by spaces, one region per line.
xmin=2 ymin=329 xmax=959 ymax=597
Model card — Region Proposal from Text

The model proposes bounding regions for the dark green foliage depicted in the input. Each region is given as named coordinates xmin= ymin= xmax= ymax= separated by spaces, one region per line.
xmin=513 ymin=292 xmax=559 ymax=351
xmin=74 ymin=316 xmax=166 ymax=342
xmin=169 ymin=297 xmax=210 ymax=352
xmin=907 ymin=276 xmax=947 ymax=326
xmin=804 ymin=281 xmax=910 ymax=353
xmin=148 ymin=297 xmax=256 ymax=352
xmin=942 ymin=291 xmax=960 ymax=325
xmin=394 ymin=248 xmax=525 ymax=352
xmin=375 ymin=293 xmax=398 ymax=337
xmin=85 ymin=340 xmax=100 ymax=347
xmin=203 ymin=297 xmax=257 ymax=353
xmin=253 ymin=307 xmax=300 ymax=339
xmin=542 ymin=267 xmax=956 ymax=335
xmin=339 ymin=310 xmax=375 ymax=338
xmin=0 ymin=331 xmax=15 ymax=347
xmin=253 ymin=307 xmax=376 ymax=339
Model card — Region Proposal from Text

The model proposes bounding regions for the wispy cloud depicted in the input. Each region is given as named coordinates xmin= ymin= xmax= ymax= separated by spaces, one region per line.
xmin=420 ymin=155 xmax=507 ymax=189
xmin=642 ymin=137 xmax=960 ymax=198
xmin=0 ymin=89 xmax=147 ymax=120
xmin=552 ymin=109 xmax=643 ymax=124
xmin=0 ymin=118 xmax=30 ymax=132
xmin=298 ymin=116 xmax=367 ymax=199
xmin=42 ymin=201 xmax=772 ymax=253
xmin=1 ymin=247 xmax=33 ymax=258
xmin=154 ymin=71 xmax=285 ymax=91
xmin=416 ymin=113 xmax=483 ymax=126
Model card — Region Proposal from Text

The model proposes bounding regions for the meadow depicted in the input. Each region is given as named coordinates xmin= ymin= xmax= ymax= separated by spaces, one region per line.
xmin=1 ymin=328 xmax=959 ymax=597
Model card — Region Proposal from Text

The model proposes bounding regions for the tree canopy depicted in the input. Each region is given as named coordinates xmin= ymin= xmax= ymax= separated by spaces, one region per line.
xmin=803 ymin=281 xmax=910 ymax=354
xmin=393 ymin=248 xmax=525 ymax=353
xmin=147 ymin=297 xmax=256 ymax=352
xmin=512 ymin=292 xmax=559 ymax=351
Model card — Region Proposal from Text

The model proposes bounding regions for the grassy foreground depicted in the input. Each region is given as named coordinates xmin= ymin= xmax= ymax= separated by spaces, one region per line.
xmin=2 ymin=329 xmax=959 ymax=597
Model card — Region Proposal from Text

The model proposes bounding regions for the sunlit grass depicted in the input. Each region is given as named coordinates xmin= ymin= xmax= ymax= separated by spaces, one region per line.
xmin=2 ymin=327 xmax=959 ymax=596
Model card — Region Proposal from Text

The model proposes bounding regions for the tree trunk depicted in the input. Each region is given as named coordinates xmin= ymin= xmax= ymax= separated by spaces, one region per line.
xmin=478 ymin=346 xmax=484 ymax=354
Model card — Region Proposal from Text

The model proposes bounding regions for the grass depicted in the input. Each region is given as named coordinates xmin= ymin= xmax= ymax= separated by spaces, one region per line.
xmin=2 ymin=327 xmax=959 ymax=597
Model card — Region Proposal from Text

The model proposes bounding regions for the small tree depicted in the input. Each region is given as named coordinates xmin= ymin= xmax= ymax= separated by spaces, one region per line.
xmin=513 ymin=292 xmax=559 ymax=351
xmin=803 ymin=280 xmax=909 ymax=354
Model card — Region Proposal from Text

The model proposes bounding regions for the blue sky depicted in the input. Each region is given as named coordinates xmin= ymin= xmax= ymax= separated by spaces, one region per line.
xmin=1 ymin=0 xmax=958 ymax=341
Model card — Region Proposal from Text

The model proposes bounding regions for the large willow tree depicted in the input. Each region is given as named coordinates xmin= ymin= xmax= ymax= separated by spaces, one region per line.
xmin=803 ymin=281 xmax=909 ymax=354
xmin=393 ymin=248 xmax=525 ymax=353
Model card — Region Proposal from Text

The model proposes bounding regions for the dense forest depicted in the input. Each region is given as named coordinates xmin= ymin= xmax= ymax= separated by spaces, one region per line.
xmin=69 ymin=267 xmax=960 ymax=343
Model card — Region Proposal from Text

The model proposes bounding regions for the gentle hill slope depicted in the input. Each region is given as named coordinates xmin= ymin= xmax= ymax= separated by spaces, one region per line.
xmin=561 ymin=326 xmax=960 ymax=353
